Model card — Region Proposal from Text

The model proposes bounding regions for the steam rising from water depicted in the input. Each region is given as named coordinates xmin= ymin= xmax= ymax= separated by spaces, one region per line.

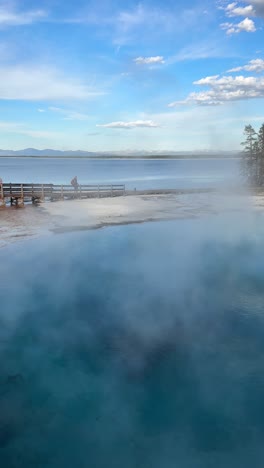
xmin=1 ymin=214 xmax=264 ymax=467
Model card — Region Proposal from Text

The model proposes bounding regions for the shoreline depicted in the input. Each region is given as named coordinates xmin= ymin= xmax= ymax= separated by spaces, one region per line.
xmin=1 ymin=190 xmax=264 ymax=248
xmin=0 ymin=156 xmax=240 ymax=160
xmin=50 ymin=215 xmax=198 ymax=235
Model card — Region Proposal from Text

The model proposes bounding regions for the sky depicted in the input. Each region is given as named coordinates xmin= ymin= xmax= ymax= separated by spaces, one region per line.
xmin=0 ymin=0 xmax=263 ymax=151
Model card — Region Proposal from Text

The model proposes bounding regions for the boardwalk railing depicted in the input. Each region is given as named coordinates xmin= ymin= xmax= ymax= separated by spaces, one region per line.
xmin=0 ymin=183 xmax=125 ymax=206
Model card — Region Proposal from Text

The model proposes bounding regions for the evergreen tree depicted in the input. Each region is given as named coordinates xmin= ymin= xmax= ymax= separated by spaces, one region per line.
xmin=257 ymin=124 xmax=264 ymax=186
xmin=241 ymin=123 xmax=264 ymax=186
xmin=242 ymin=124 xmax=257 ymax=156
xmin=258 ymin=123 xmax=264 ymax=157
xmin=241 ymin=124 xmax=258 ymax=185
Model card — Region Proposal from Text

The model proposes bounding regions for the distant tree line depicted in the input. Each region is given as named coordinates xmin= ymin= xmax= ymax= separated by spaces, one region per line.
xmin=241 ymin=123 xmax=264 ymax=186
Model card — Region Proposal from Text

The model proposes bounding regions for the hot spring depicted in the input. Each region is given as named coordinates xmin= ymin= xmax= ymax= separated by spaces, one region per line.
xmin=1 ymin=213 xmax=264 ymax=467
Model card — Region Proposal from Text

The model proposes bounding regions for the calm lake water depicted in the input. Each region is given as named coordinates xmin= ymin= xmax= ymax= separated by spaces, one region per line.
xmin=1 ymin=214 xmax=264 ymax=467
xmin=0 ymin=157 xmax=241 ymax=189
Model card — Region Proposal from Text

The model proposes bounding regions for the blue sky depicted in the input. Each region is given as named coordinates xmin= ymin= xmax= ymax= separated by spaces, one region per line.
xmin=0 ymin=0 xmax=263 ymax=151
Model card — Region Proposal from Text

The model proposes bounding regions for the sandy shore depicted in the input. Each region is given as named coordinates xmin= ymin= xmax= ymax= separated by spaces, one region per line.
xmin=1 ymin=190 xmax=264 ymax=248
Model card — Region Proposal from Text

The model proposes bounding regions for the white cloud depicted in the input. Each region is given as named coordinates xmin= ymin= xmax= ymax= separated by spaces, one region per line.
xmin=0 ymin=65 xmax=102 ymax=101
xmin=134 ymin=56 xmax=165 ymax=65
xmin=225 ymin=2 xmax=255 ymax=17
xmin=169 ymin=74 xmax=264 ymax=106
xmin=222 ymin=1 xmax=264 ymax=19
xmin=194 ymin=75 xmax=221 ymax=85
xmin=227 ymin=58 xmax=264 ymax=72
xmin=0 ymin=5 xmax=46 ymax=26
xmin=247 ymin=0 xmax=264 ymax=17
xmin=221 ymin=17 xmax=256 ymax=33
xmin=97 ymin=120 xmax=160 ymax=129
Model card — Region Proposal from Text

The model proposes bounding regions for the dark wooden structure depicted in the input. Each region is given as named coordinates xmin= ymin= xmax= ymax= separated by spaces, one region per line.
xmin=0 ymin=183 xmax=125 ymax=206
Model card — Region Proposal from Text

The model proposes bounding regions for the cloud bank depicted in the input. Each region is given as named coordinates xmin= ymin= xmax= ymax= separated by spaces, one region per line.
xmin=225 ymin=2 xmax=255 ymax=17
xmin=97 ymin=120 xmax=160 ymax=129
xmin=169 ymin=74 xmax=264 ymax=106
xmin=134 ymin=56 xmax=165 ymax=65
xmin=231 ymin=0 xmax=264 ymax=18
xmin=221 ymin=17 xmax=256 ymax=34
xmin=227 ymin=58 xmax=264 ymax=73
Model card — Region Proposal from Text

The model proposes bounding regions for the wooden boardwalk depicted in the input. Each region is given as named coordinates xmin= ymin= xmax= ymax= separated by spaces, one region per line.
xmin=0 ymin=183 xmax=125 ymax=206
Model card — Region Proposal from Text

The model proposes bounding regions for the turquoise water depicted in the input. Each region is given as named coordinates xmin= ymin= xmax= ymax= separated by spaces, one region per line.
xmin=1 ymin=215 xmax=264 ymax=467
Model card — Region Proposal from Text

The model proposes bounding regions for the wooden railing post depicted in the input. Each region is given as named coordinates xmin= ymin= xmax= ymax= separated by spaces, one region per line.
xmin=2 ymin=182 xmax=125 ymax=205
xmin=10 ymin=183 xmax=12 ymax=206
xmin=0 ymin=183 xmax=5 ymax=206
xmin=21 ymin=184 xmax=24 ymax=205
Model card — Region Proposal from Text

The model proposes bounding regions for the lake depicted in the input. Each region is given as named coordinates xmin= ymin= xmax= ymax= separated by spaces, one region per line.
xmin=0 ymin=157 xmax=241 ymax=189
xmin=1 ymin=213 xmax=264 ymax=467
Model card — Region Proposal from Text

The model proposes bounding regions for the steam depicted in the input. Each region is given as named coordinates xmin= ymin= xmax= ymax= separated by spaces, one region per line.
xmin=1 ymin=212 xmax=264 ymax=466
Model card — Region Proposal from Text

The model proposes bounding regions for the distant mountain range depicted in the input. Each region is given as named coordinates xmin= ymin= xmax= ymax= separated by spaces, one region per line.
xmin=0 ymin=148 xmax=240 ymax=158
xmin=0 ymin=148 xmax=96 ymax=157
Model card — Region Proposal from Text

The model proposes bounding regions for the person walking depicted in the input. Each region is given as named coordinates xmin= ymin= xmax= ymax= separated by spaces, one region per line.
xmin=71 ymin=176 xmax=79 ymax=198
xmin=71 ymin=176 xmax=79 ymax=191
